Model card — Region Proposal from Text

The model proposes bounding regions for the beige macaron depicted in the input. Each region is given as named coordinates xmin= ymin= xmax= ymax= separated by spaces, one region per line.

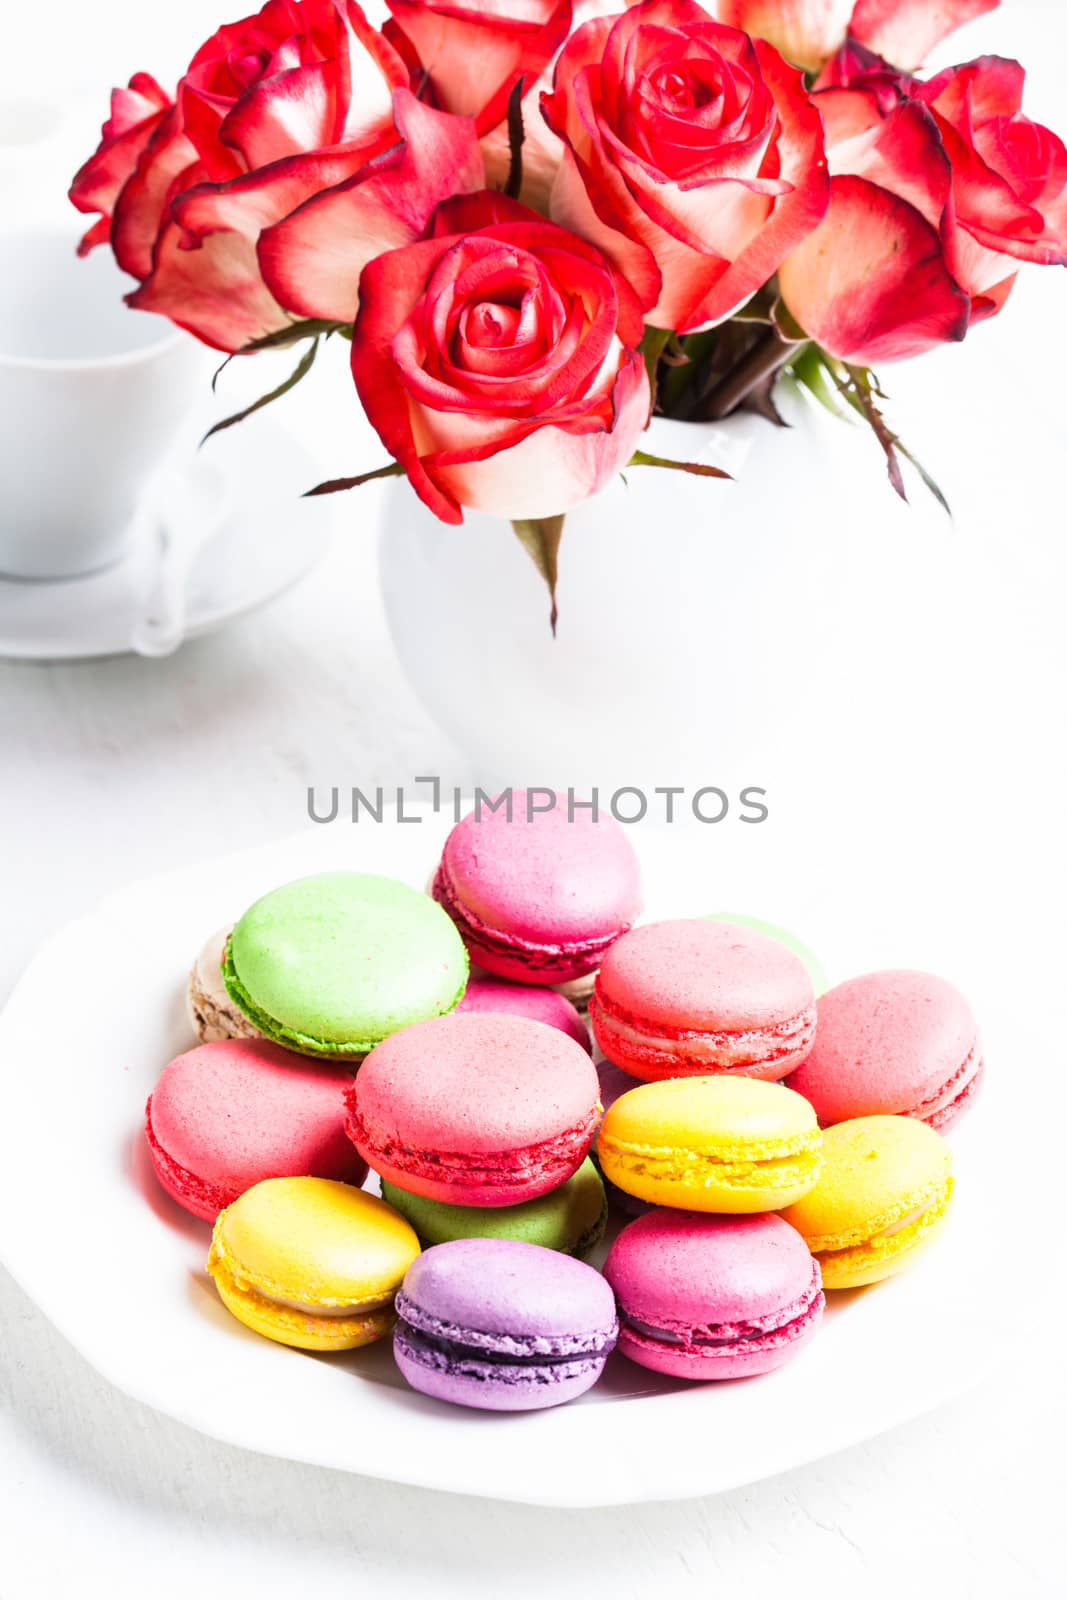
xmin=187 ymin=926 xmax=262 ymax=1044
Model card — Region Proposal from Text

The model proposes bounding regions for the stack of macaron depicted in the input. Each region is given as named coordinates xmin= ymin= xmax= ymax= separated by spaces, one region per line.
xmin=141 ymin=797 xmax=982 ymax=1415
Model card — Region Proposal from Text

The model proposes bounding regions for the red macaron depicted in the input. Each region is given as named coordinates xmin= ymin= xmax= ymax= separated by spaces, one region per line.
xmin=590 ymin=918 xmax=817 ymax=1082
xmin=786 ymin=970 xmax=983 ymax=1131
xmin=145 ymin=1039 xmax=367 ymax=1221
xmin=345 ymin=1012 xmax=601 ymax=1206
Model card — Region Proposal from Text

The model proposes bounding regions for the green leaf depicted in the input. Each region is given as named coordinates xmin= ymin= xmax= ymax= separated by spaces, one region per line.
xmin=303 ymin=462 xmax=404 ymax=497
xmin=202 ymin=337 xmax=321 ymax=444
xmin=830 ymin=363 xmax=907 ymax=501
xmin=504 ymin=75 xmax=526 ymax=200
xmin=790 ymin=345 xmax=851 ymax=419
xmin=827 ymin=363 xmax=952 ymax=517
xmin=512 ymin=513 xmax=565 ymax=635
xmin=210 ymin=318 xmax=347 ymax=392
xmin=639 ymin=325 xmax=672 ymax=409
xmin=242 ymin=318 xmax=344 ymax=352
xmin=628 ymin=449 xmax=732 ymax=480
xmin=895 ymin=438 xmax=953 ymax=517
xmin=771 ymin=297 xmax=808 ymax=344
xmin=730 ymin=285 xmax=778 ymax=324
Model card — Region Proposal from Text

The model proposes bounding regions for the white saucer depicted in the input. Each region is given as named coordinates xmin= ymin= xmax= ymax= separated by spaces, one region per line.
xmin=0 ymin=417 xmax=334 ymax=660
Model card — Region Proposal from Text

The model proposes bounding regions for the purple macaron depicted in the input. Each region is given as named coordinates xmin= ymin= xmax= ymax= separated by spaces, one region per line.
xmin=393 ymin=1238 xmax=618 ymax=1411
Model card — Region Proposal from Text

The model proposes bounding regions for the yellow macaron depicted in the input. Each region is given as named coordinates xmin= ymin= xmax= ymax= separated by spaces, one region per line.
xmin=597 ymin=1075 xmax=822 ymax=1212
xmin=207 ymin=1176 xmax=421 ymax=1351
xmin=780 ymin=1115 xmax=953 ymax=1289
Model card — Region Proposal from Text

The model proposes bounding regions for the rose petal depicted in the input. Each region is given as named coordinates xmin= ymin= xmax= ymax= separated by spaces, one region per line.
xmin=384 ymin=0 xmax=572 ymax=134
xmin=850 ymin=0 xmax=1000 ymax=71
xmin=109 ymin=108 xmax=200 ymax=280
xmin=219 ymin=58 xmax=349 ymax=169
xmin=423 ymin=346 xmax=650 ymax=519
xmin=69 ymin=73 xmax=172 ymax=255
xmin=820 ymin=90 xmax=952 ymax=230
xmin=717 ymin=0 xmax=854 ymax=72
xmin=778 ymin=173 xmax=971 ymax=362
xmin=258 ymin=91 xmax=485 ymax=322
xmin=129 ymin=146 xmax=376 ymax=350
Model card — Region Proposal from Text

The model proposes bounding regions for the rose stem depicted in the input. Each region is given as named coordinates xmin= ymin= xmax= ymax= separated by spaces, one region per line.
xmin=700 ymin=328 xmax=808 ymax=421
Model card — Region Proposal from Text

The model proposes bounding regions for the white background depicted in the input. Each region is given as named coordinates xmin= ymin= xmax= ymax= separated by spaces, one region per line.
xmin=2 ymin=2 xmax=1066 ymax=1596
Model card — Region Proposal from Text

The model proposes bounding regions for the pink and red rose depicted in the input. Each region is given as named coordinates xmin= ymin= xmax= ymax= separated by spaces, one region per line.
xmin=351 ymin=192 xmax=651 ymax=522
xmin=917 ymin=56 xmax=1067 ymax=301
xmin=717 ymin=0 xmax=1000 ymax=73
xmin=383 ymin=0 xmax=573 ymax=138
xmin=779 ymin=49 xmax=1067 ymax=363
xmin=70 ymin=0 xmax=482 ymax=351
xmin=69 ymin=74 xmax=172 ymax=256
xmin=382 ymin=0 xmax=574 ymax=208
xmin=542 ymin=0 xmax=828 ymax=332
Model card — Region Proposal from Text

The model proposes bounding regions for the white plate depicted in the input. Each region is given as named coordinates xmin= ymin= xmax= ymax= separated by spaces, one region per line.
xmin=0 ymin=815 xmax=1029 ymax=1506
xmin=0 ymin=417 xmax=333 ymax=660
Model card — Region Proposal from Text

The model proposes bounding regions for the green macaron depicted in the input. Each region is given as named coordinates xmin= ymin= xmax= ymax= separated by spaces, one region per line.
xmin=380 ymin=1159 xmax=608 ymax=1257
xmin=223 ymin=872 xmax=468 ymax=1060
xmin=707 ymin=912 xmax=829 ymax=996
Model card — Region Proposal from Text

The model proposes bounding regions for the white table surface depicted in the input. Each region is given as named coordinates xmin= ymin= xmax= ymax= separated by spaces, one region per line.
xmin=3 ymin=3 xmax=1066 ymax=1594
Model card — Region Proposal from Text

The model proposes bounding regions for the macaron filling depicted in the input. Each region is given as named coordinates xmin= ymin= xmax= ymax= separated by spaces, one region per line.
xmin=209 ymin=1256 xmax=396 ymax=1341
xmin=619 ymin=1263 xmax=824 ymax=1355
xmin=346 ymin=1102 xmax=601 ymax=1193
xmin=432 ymin=861 xmax=625 ymax=980
xmin=394 ymin=1290 xmax=618 ymax=1384
xmin=207 ymin=1244 xmax=397 ymax=1336
xmin=809 ymin=1176 xmax=954 ymax=1275
xmin=256 ymin=1288 xmax=394 ymax=1318
xmin=599 ymin=1127 xmax=823 ymax=1197
xmin=590 ymin=987 xmax=817 ymax=1077
xmin=913 ymin=1044 xmax=984 ymax=1130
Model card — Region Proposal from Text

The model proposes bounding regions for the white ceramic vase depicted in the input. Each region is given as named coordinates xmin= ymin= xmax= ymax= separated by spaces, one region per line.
xmin=378 ymin=386 xmax=959 ymax=801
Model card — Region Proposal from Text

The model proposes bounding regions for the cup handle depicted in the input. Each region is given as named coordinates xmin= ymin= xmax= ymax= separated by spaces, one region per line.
xmin=130 ymin=459 xmax=231 ymax=658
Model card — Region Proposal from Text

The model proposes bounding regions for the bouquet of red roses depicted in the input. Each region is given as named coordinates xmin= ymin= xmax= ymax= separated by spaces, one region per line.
xmin=72 ymin=0 xmax=1066 ymax=613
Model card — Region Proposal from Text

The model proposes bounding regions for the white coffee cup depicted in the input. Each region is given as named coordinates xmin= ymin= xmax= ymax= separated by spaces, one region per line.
xmin=0 ymin=224 xmax=209 ymax=580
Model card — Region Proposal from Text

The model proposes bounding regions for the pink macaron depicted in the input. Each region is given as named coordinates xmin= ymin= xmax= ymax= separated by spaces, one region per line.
xmin=145 ymin=1039 xmax=367 ymax=1221
xmin=603 ymin=1210 xmax=824 ymax=1380
xmin=787 ymin=969 xmax=983 ymax=1132
xmin=589 ymin=918 xmax=817 ymax=1082
xmin=456 ymin=974 xmax=591 ymax=1051
xmin=346 ymin=1012 xmax=601 ymax=1207
xmin=431 ymin=791 xmax=642 ymax=985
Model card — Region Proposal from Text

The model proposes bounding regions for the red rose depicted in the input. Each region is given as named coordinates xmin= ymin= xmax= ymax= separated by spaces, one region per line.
xmin=541 ymin=0 xmax=828 ymax=333
xmin=70 ymin=73 xmax=172 ymax=255
xmin=351 ymin=193 xmax=651 ymax=522
xmin=383 ymin=0 xmax=573 ymax=136
xmin=382 ymin=0 xmax=577 ymax=209
xmin=917 ymin=57 xmax=1067 ymax=304
xmin=717 ymin=0 xmax=999 ymax=73
xmin=779 ymin=49 xmax=1067 ymax=364
xmin=70 ymin=1 xmax=479 ymax=352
